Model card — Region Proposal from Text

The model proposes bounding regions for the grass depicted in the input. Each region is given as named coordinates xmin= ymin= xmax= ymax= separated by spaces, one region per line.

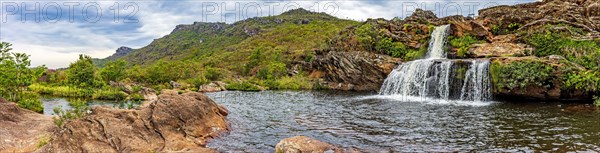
xmin=226 ymin=81 xmax=262 ymax=91
xmin=449 ymin=35 xmax=484 ymax=58
xmin=272 ymin=76 xmax=314 ymax=90
xmin=28 ymin=84 xmax=93 ymax=98
xmin=36 ymin=134 xmax=49 ymax=149
xmin=17 ymin=91 xmax=43 ymax=113
xmin=92 ymin=88 xmax=128 ymax=100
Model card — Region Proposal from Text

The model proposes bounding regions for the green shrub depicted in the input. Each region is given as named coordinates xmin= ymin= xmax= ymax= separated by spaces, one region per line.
xmin=404 ymin=46 xmax=428 ymax=61
xmin=129 ymin=93 xmax=145 ymax=101
xmin=494 ymin=60 xmax=554 ymax=91
xmin=92 ymin=88 xmax=127 ymax=100
xmin=563 ymin=70 xmax=600 ymax=91
xmin=204 ymin=67 xmax=223 ymax=81
xmin=17 ymin=92 xmax=43 ymax=113
xmin=449 ymin=35 xmax=482 ymax=58
xmin=594 ymin=96 xmax=600 ymax=107
xmin=377 ymin=37 xmax=410 ymax=58
xmin=256 ymin=62 xmax=287 ymax=80
xmin=226 ymin=81 xmax=262 ymax=91
xmin=131 ymin=85 xmax=142 ymax=93
xmin=274 ymin=76 xmax=313 ymax=90
xmin=184 ymin=77 xmax=209 ymax=88
xmin=507 ymin=23 xmax=521 ymax=31
xmin=526 ymin=31 xmax=600 ymax=70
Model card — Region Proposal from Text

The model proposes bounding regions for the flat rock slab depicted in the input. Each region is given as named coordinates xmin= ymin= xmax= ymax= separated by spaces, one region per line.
xmin=0 ymin=100 xmax=53 ymax=152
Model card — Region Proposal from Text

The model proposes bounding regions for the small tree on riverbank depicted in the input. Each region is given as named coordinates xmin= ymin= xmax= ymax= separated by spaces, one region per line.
xmin=67 ymin=54 xmax=102 ymax=89
xmin=0 ymin=42 xmax=46 ymax=112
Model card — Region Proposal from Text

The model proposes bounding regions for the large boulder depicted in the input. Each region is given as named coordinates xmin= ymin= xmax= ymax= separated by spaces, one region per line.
xmin=306 ymin=51 xmax=399 ymax=91
xmin=0 ymin=99 xmax=53 ymax=152
xmin=40 ymin=92 xmax=229 ymax=152
xmin=468 ymin=42 xmax=530 ymax=58
xmin=275 ymin=136 xmax=336 ymax=153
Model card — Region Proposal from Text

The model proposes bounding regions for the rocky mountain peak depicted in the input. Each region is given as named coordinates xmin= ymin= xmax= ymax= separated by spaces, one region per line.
xmin=280 ymin=8 xmax=315 ymax=16
xmin=406 ymin=9 xmax=438 ymax=22
xmin=115 ymin=46 xmax=132 ymax=55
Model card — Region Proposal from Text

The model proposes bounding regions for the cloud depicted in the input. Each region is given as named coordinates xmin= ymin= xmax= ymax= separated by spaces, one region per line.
xmin=0 ymin=0 xmax=535 ymax=69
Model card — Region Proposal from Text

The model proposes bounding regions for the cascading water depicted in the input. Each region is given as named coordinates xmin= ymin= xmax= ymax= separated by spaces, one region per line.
xmin=379 ymin=25 xmax=492 ymax=102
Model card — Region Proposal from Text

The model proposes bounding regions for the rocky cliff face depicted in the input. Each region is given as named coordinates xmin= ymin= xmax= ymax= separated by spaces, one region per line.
xmin=39 ymin=92 xmax=229 ymax=152
xmin=305 ymin=51 xmax=398 ymax=91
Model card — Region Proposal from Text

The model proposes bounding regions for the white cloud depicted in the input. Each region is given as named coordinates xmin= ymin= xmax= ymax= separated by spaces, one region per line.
xmin=0 ymin=0 xmax=535 ymax=69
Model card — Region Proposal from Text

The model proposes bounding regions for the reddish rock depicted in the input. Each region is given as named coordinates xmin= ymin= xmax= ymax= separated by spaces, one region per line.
xmin=0 ymin=100 xmax=53 ymax=152
xmin=40 ymin=92 xmax=229 ymax=153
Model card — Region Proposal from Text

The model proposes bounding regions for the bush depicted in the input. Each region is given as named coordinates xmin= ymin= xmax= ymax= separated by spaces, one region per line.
xmin=129 ymin=93 xmax=145 ymax=101
xmin=226 ymin=81 xmax=262 ymax=91
xmin=17 ymin=92 xmax=43 ymax=113
xmin=449 ymin=35 xmax=482 ymax=58
xmin=526 ymin=31 xmax=600 ymax=70
xmin=594 ymin=96 xmax=600 ymax=107
xmin=204 ymin=67 xmax=223 ymax=81
xmin=493 ymin=60 xmax=554 ymax=91
xmin=563 ymin=70 xmax=600 ymax=91
xmin=92 ymin=88 xmax=127 ymax=100
xmin=184 ymin=77 xmax=209 ymax=88
xmin=404 ymin=46 xmax=428 ymax=61
xmin=274 ymin=76 xmax=313 ymax=90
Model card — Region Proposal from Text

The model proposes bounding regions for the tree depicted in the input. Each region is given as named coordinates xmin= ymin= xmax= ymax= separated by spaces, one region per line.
xmin=100 ymin=60 xmax=127 ymax=82
xmin=0 ymin=42 xmax=46 ymax=112
xmin=67 ymin=54 xmax=100 ymax=88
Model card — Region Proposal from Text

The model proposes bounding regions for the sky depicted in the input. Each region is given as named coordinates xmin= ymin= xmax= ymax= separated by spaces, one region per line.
xmin=0 ymin=0 xmax=535 ymax=68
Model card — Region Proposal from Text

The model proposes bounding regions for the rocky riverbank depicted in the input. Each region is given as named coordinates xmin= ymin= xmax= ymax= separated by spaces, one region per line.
xmin=0 ymin=91 xmax=229 ymax=152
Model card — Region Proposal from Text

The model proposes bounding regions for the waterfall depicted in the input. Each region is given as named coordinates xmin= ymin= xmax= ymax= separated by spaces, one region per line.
xmin=379 ymin=25 xmax=492 ymax=102
xmin=426 ymin=25 xmax=450 ymax=59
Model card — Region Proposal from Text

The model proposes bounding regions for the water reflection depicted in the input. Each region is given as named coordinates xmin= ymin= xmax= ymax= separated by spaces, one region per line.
xmin=41 ymin=96 xmax=142 ymax=115
xmin=205 ymin=91 xmax=600 ymax=152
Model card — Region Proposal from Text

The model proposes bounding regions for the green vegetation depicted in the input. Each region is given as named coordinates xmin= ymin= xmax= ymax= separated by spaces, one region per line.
xmin=52 ymin=99 xmax=89 ymax=128
xmin=449 ymin=35 xmax=483 ymax=58
xmin=29 ymin=84 xmax=93 ymax=98
xmin=17 ymin=91 xmax=43 ymax=113
xmin=0 ymin=42 xmax=46 ymax=112
xmin=92 ymin=87 xmax=127 ymax=100
xmin=523 ymin=26 xmax=600 ymax=100
xmin=525 ymin=30 xmax=600 ymax=70
xmin=67 ymin=55 xmax=103 ymax=88
xmin=129 ymin=93 xmax=145 ymax=101
xmin=36 ymin=134 xmax=49 ymax=149
xmin=99 ymin=60 xmax=127 ymax=82
xmin=491 ymin=60 xmax=554 ymax=91
xmin=563 ymin=70 xmax=600 ymax=92
xmin=354 ymin=23 xmax=426 ymax=60
xmin=226 ymin=81 xmax=262 ymax=91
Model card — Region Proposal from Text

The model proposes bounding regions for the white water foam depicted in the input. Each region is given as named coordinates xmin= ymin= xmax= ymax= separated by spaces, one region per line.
xmin=378 ymin=25 xmax=493 ymax=104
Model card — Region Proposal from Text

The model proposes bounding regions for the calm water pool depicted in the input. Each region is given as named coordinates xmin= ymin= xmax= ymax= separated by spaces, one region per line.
xmin=41 ymin=96 xmax=141 ymax=115
xmin=39 ymin=91 xmax=600 ymax=152
xmin=202 ymin=91 xmax=600 ymax=152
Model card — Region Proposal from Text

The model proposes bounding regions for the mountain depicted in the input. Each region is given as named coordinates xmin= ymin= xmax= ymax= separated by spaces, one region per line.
xmin=99 ymin=8 xmax=358 ymax=70
xmin=92 ymin=46 xmax=133 ymax=67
